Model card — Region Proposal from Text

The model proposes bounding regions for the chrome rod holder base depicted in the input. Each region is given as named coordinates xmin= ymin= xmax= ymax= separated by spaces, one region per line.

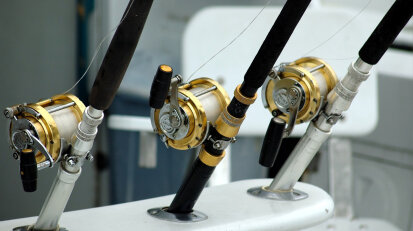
xmin=147 ymin=207 xmax=207 ymax=223
xmin=247 ymin=186 xmax=308 ymax=201
xmin=13 ymin=225 xmax=68 ymax=231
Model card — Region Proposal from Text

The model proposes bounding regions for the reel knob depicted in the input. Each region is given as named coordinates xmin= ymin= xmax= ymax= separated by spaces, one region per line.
xmin=19 ymin=149 xmax=37 ymax=192
xmin=149 ymin=64 xmax=173 ymax=109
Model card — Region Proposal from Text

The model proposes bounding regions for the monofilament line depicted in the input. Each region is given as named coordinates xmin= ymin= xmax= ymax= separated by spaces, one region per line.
xmin=62 ymin=0 xmax=135 ymax=95
xmin=187 ymin=0 xmax=273 ymax=81
xmin=302 ymin=0 xmax=372 ymax=57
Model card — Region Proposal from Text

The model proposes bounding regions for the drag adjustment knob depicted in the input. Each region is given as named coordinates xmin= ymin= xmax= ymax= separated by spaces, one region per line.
xmin=20 ymin=149 xmax=38 ymax=192
xmin=259 ymin=117 xmax=286 ymax=167
xmin=149 ymin=64 xmax=173 ymax=109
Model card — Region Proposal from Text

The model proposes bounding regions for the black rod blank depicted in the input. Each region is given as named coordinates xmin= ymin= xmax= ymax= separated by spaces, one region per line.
xmin=240 ymin=0 xmax=311 ymax=98
xmin=167 ymin=158 xmax=215 ymax=214
xmin=359 ymin=0 xmax=413 ymax=65
xmin=89 ymin=0 xmax=154 ymax=110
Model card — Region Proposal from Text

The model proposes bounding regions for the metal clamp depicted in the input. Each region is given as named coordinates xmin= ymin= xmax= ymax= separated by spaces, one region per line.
xmin=207 ymin=135 xmax=236 ymax=150
xmin=319 ymin=111 xmax=343 ymax=125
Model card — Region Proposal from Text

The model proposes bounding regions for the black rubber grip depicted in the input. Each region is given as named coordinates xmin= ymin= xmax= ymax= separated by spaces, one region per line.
xmin=241 ymin=0 xmax=311 ymax=97
xmin=89 ymin=0 xmax=153 ymax=110
xmin=149 ymin=65 xmax=173 ymax=109
xmin=20 ymin=149 xmax=37 ymax=192
xmin=168 ymin=157 xmax=215 ymax=214
xmin=259 ymin=118 xmax=286 ymax=167
xmin=359 ymin=0 xmax=413 ymax=65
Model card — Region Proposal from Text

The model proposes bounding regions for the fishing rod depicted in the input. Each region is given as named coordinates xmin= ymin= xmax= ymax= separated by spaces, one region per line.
xmin=248 ymin=0 xmax=413 ymax=200
xmin=5 ymin=1 xmax=153 ymax=230
xmin=148 ymin=0 xmax=312 ymax=222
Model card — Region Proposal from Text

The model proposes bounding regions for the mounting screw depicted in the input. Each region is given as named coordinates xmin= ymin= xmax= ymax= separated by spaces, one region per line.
xmin=12 ymin=152 xmax=19 ymax=160
xmin=213 ymin=142 xmax=222 ymax=149
xmin=66 ymin=157 xmax=77 ymax=167
xmin=4 ymin=108 xmax=14 ymax=119
xmin=268 ymin=70 xmax=276 ymax=79
xmin=86 ymin=152 xmax=94 ymax=162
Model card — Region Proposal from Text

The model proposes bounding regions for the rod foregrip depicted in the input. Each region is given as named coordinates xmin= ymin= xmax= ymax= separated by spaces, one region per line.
xmin=359 ymin=0 xmax=413 ymax=65
xmin=240 ymin=0 xmax=311 ymax=97
xmin=20 ymin=149 xmax=37 ymax=192
xmin=89 ymin=0 xmax=153 ymax=110
xmin=168 ymin=157 xmax=215 ymax=214
xmin=259 ymin=118 xmax=286 ymax=168
xmin=149 ymin=65 xmax=173 ymax=109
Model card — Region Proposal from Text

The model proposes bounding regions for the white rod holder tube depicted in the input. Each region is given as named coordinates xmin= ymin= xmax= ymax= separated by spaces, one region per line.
xmin=34 ymin=166 xmax=81 ymax=230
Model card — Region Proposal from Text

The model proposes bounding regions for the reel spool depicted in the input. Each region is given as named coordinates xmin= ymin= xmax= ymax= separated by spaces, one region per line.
xmin=5 ymin=94 xmax=85 ymax=169
xmin=150 ymin=65 xmax=229 ymax=150
xmin=262 ymin=57 xmax=338 ymax=125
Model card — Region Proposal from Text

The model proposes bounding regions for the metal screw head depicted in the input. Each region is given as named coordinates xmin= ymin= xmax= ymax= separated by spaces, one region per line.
xmin=86 ymin=153 xmax=94 ymax=162
xmin=4 ymin=108 xmax=13 ymax=119
xmin=213 ymin=142 xmax=221 ymax=149
xmin=268 ymin=70 xmax=276 ymax=79
xmin=66 ymin=157 xmax=77 ymax=167
xmin=12 ymin=152 xmax=20 ymax=160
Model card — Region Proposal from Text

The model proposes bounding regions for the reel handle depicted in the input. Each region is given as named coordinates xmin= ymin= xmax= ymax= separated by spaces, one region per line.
xmin=259 ymin=117 xmax=286 ymax=167
xmin=19 ymin=149 xmax=38 ymax=192
xmin=359 ymin=0 xmax=413 ymax=65
xmin=149 ymin=65 xmax=173 ymax=109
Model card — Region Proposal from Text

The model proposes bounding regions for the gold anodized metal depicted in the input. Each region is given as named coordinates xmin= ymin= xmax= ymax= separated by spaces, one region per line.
xmin=160 ymin=64 xmax=173 ymax=73
xmin=11 ymin=94 xmax=85 ymax=164
xmin=265 ymin=57 xmax=338 ymax=123
xmin=153 ymin=78 xmax=230 ymax=150
xmin=215 ymin=107 xmax=245 ymax=138
xmin=234 ymin=84 xmax=257 ymax=105
xmin=198 ymin=148 xmax=226 ymax=167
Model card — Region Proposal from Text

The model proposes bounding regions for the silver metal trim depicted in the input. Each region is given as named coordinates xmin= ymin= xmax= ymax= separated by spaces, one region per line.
xmin=194 ymin=85 xmax=217 ymax=97
xmin=261 ymin=77 xmax=271 ymax=109
xmin=247 ymin=186 xmax=308 ymax=201
xmin=147 ymin=207 xmax=208 ymax=223
xmin=13 ymin=225 xmax=68 ymax=231
xmin=169 ymin=75 xmax=184 ymax=128
xmin=27 ymin=131 xmax=54 ymax=167
xmin=46 ymin=102 xmax=75 ymax=114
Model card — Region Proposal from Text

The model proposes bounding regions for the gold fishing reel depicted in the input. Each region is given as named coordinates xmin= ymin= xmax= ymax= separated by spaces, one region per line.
xmin=262 ymin=57 xmax=338 ymax=127
xmin=150 ymin=65 xmax=229 ymax=150
xmin=4 ymin=94 xmax=85 ymax=169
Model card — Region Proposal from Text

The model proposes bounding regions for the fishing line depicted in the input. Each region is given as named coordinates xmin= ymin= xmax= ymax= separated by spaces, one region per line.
xmin=187 ymin=0 xmax=273 ymax=81
xmin=302 ymin=0 xmax=372 ymax=57
xmin=62 ymin=0 xmax=135 ymax=95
